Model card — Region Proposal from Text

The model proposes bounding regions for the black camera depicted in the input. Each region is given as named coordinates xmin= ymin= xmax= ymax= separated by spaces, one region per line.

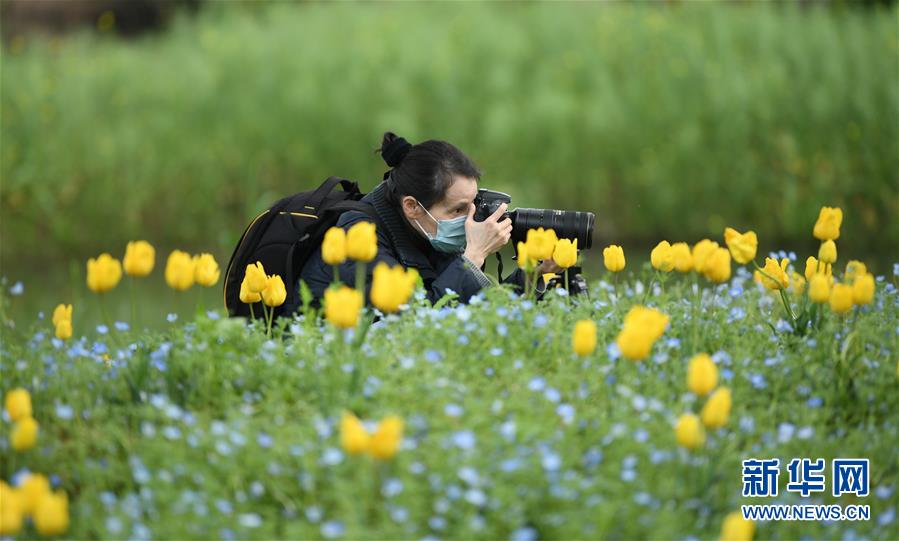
xmin=472 ymin=189 xmax=595 ymax=249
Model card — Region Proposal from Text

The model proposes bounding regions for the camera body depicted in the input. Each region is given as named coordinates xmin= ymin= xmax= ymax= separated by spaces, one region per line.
xmin=472 ymin=188 xmax=595 ymax=297
xmin=472 ymin=189 xmax=595 ymax=249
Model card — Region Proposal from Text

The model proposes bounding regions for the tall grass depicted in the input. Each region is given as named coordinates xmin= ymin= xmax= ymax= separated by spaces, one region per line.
xmin=2 ymin=1 xmax=897 ymax=269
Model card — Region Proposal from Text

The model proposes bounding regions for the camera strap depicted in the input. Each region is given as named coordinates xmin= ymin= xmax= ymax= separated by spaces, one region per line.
xmin=495 ymin=252 xmax=504 ymax=281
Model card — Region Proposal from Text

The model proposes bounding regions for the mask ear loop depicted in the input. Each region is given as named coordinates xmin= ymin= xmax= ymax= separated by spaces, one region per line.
xmin=414 ymin=200 xmax=439 ymax=240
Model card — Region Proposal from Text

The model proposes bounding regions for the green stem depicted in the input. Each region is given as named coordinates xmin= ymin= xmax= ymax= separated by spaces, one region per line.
xmin=129 ymin=275 xmax=137 ymax=330
xmin=333 ymin=264 xmax=341 ymax=286
xmin=355 ymin=260 xmax=366 ymax=294
xmin=249 ymin=302 xmax=255 ymax=321
xmin=265 ymin=303 xmax=273 ymax=338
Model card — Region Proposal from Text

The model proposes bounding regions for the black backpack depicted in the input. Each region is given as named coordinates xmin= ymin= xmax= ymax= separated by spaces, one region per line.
xmin=222 ymin=176 xmax=381 ymax=321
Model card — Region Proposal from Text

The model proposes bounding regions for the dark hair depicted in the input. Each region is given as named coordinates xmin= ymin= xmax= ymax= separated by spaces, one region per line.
xmin=375 ymin=131 xmax=482 ymax=208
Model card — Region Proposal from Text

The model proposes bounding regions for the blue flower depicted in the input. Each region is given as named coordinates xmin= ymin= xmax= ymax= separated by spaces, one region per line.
xmin=444 ymin=403 xmax=463 ymax=418
xmin=425 ymin=349 xmax=443 ymax=363
xmin=533 ymin=314 xmax=548 ymax=328
xmin=55 ymin=402 xmax=74 ymax=420
xmin=527 ymin=377 xmax=546 ymax=391
xmin=166 ymin=313 xmax=178 ymax=323
xmin=451 ymin=430 xmax=476 ymax=450
xmin=9 ymin=281 xmax=24 ymax=296
xmin=257 ymin=432 xmax=273 ymax=448
xmin=510 ymin=527 xmax=539 ymax=541
xmin=238 ymin=513 xmax=262 ymax=528
xmin=215 ymin=499 xmax=234 ymax=515
xmin=382 ymin=478 xmax=403 ymax=497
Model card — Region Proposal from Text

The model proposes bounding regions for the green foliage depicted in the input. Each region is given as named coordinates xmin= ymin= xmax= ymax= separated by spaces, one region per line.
xmin=1 ymin=265 xmax=897 ymax=539
xmin=1 ymin=2 xmax=897 ymax=269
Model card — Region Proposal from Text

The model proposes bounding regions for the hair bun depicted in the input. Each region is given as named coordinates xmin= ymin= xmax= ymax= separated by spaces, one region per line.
xmin=382 ymin=136 xmax=412 ymax=167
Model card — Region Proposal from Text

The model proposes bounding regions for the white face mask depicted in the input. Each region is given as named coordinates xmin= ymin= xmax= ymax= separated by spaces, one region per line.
xmin=413 ymin=201 xmax=467 ymax=253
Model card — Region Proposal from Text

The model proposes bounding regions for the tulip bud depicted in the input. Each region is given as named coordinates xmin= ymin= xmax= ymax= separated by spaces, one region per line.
xmin=0 ymin=481 xmax=23 ymax=535
xmin=552 ymin=238 xmax=578 ymax=269
xmin=33 ymin=490 xmax=69 ymax=537
xmin=650 ymin=240 xmax=675 ymax=272
xmin=244 ymin=261 xmax=268 ymax=293
xmin=55 ymin=319 xmax=72 ymax=341
xmin=52 ymin=304 xmax=72 ymax=327
xmin=818 ymin=240 xmax=837 ymax=265
xmin=804 ymin=256 xmax=819 ymax=281
xmin=703 ymin=247 xmax=732 ymax=284
xmin=526 ymin=228 xmax=558 ymax=261
xmin=851 ymin=273 xmax=874 ymax=305
xmin=671 ymin=242 xmax=693 ymax=273
xmin=572 ymin=320 xmax=597 ymax=356
xmin=86 ymin=253 xmax=123 ymax=293
xmin=346 ymin=221 xmax=378 ymax=262
xmin=239 ymin=277 xmax=262 ymax=304
xmin=261 ymin=275 xmax=287 ymax=307
xmin=123 ymin=240 xmax=156 ymax=277
xmin=324 ymin=286 xmax=363 ymax=329
xmin=687 ymin=353 xmax=718 ymax=397
xmin=813 ymin=206 xmax=842 ymax=241
xmin=675 ymin=413 xmax=705 ymax=450
xmin=603 ymin=245 xmax=625 ymax=272
xmin=516 ymin=241 xmax=537 ymax=271
xmin=808 ymin=274 xmax=830 ymax=303
xmin=322 ymin=227 xmax=348 ymax=266
xmin=701 ymin=387 xmax=732 ymax=429
xmin=829 ymin=283 xmax=853 ymax=314
xmin=4 ymin=388 xmax=32 ymax=422
xmin=720 ymin=512 xmax=755 ymax=541
xmin=691 ymin=239 xmax=719 ymax=274
xmin=11 ymin=416 xmax=39 ymax=452
xmin=164 ymin=250 xmax=195 ymax=291
xmin=194 ymin=253 xmax=221 ymax=287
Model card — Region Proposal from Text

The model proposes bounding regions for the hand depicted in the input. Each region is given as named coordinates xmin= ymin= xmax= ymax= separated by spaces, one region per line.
xmin=537 ymin=259 xmax=564 ymax=275
xmin=462 ymin=202 xmax=512 ymax=267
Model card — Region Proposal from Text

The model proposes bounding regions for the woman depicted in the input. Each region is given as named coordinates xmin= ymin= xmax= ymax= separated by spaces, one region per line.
xmin=299 ymin=132 xmax=561 ymax=305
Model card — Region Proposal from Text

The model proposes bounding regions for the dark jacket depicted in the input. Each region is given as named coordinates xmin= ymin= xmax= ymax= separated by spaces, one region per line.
xmin=299 ymin=181 xmax=535 ymax=305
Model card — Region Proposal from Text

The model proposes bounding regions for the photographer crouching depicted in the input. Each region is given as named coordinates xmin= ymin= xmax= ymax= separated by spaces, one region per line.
xmin=299 ymin=132 xmax=594 ymax=306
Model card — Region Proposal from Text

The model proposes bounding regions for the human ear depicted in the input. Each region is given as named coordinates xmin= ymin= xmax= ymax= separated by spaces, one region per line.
xmin=401 ymin=196 xmax=423 ymax=222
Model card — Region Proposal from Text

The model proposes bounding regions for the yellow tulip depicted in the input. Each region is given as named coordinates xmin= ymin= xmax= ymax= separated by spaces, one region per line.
xmin=52 ymin=304 xmax=72 ymax=327
xmin=675 ymin=413 xmax=705 ymax=450
xmin=616 ymin=306 xmax=669 ymax=361
xmin=0 ymin=481 xmax=23 ymax=535
xmin=671 ymin=242 xmax=693 ymax=273
xmin=123 ymin=240 xmax=155 ymax=277
xmin=701 ymin=387 xmax=732 ymax=429
xmin=55 ymin=319 xmax=72 ymax=341
xmin=692 ymin=239 xmax=719 ymax=274
xmin=346 ymin=221 xmax=378 ymax=262
xmin=322 ymin=227 xmax=347 ymax=266
xmin=164 ymin=250 xmax=195 ymax=291
xmin=808 ymin=273 xmax=831 ymax=303
xmin=86 ymin=253 xmax=122 ymax=293
xmin=813 ymin=206 xmax=842 ymax=241
xmin=340 ymin=411 xmax=370 ymax=455
xmin=723 ymin=228 xmax=758 ymax=265
xmin=244 ymin=261 xmax=268 ymax=293
xmin=603 ymin=245 xmax=626 ymax=272
xmin=572 ymin=320 xmax=597 ymax=356
xmin=18 ymin=474 xmax=50 ymax=516
xmin=650 ymin=240 xmax=675 ymax=272
xmin=261 ymin=275 xmax=287 ymax=307
xmin=720 ymin=512 xmax=755 ymax=541
xmin=844 ymin=260 xmax=867 ymax=282
xmin=804 ymin=256 xmax=819 ymax=281
xmin=11 ymin=416 xmax=39 ymax=452
xmin=33 ymin=490 xmax=69 ymax=537
xmin=524 ymin=228 xmax=558 ymax=260
xmin=371 ymin=262 xmax=418 ymax=313
xmin=552 ymin=238 xmax=578 ymax=269
xmin=516 ymin=241 xmax=537 ymax=271
xmin=759 ymin=257 xmax=789 ymax=291
xmin=239 ymin=276 xmax=262 ymax=304
xmin=851 ymin=273 xmax=874 ymax=305
xmin=193 ymin=253 xmax=221 ymax=287
xmin=829 ymin=283 xmax=853 ymax=314
xmin=369 ymin=415 xmax=404 ymax=460
xmin=4 ymin=388 xmax=32 ymax=422
xmin=324 ymin=286 xmax=363 ymax=329
xmin=687 ymin=353 xmax=718 ymax=397
xmin=703 ymin=247 xmax=732 ymax=283
xmin=818 ymin=240 xmax=837 ymax=264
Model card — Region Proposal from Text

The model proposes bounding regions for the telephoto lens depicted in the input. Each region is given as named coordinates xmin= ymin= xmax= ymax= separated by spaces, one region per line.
xmin=472 ymin=189 xmax=595 ymax=249
xmin=508 ymin=207 xmax=595 ymax=249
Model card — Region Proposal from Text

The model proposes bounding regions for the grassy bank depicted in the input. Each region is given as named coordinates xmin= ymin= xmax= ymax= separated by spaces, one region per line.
xmin=2 ymin=1 xmax=897 ymax=270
